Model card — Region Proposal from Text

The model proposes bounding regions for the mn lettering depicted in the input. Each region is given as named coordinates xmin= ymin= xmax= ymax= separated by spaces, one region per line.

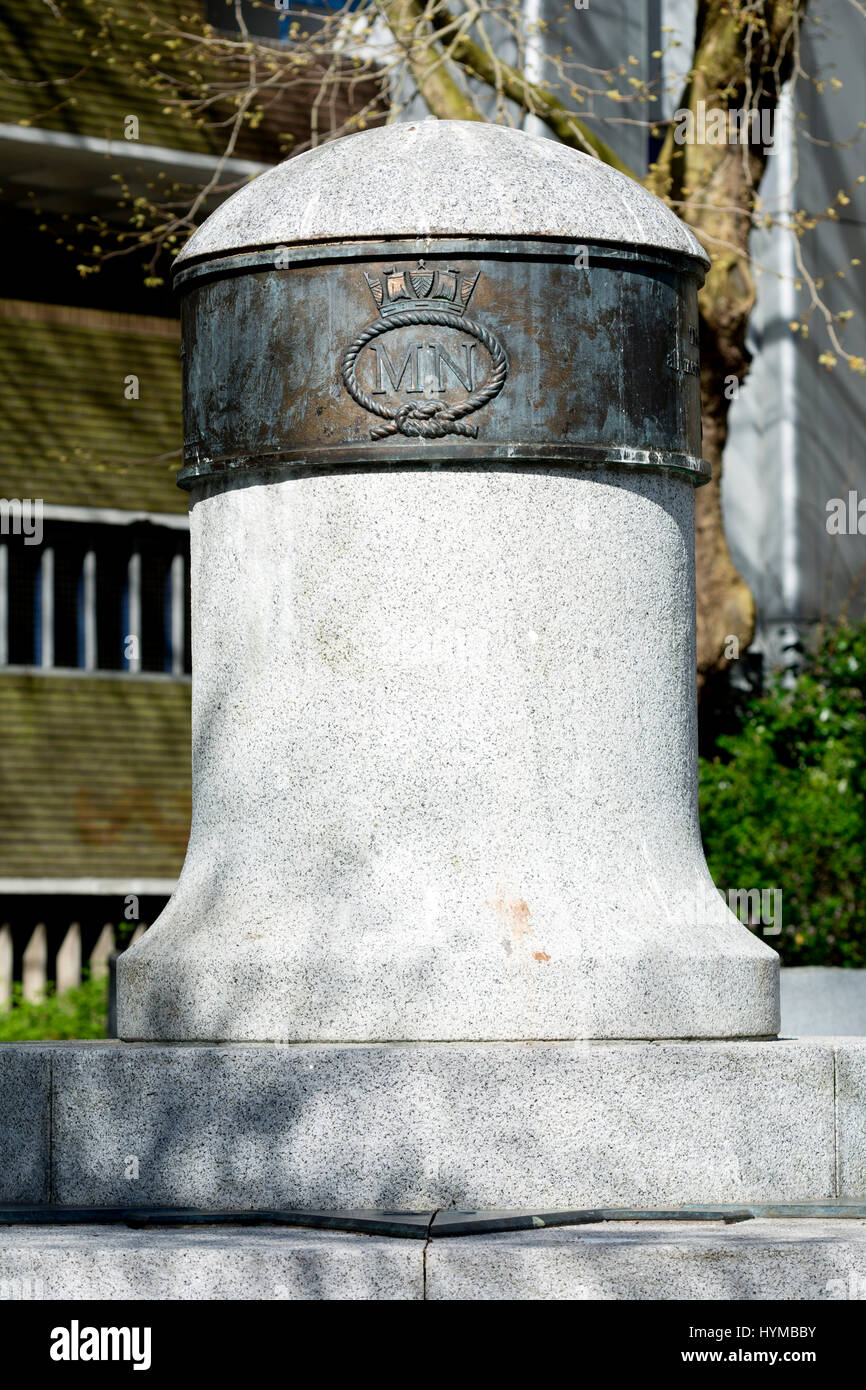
xmin=369 ymin=339 xmax=477 ymax=394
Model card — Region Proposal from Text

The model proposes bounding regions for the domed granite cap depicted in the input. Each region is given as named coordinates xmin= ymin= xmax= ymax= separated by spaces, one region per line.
xmin=173 ymin=118 xmax=709 ymax=268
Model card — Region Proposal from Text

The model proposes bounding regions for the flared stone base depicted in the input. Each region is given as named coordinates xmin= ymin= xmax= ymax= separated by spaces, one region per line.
xmin=117 ymin=468 xmax=779 ymax=1044
xmin=118 ymin=923 xmax=780 ymax=1042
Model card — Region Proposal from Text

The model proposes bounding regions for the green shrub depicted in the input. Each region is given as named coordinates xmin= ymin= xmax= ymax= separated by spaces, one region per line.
xmin=699 ymin=620 xmax=866 ymax=966
xmin=0 ymin=973 xmax=109 ymax=1040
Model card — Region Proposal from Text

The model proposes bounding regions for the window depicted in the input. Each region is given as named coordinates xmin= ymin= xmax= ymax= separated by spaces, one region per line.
xmin=0 ymin=520 xmax=191 ymax=676
xmin=205 ymin=0 xmax=363 ymax=43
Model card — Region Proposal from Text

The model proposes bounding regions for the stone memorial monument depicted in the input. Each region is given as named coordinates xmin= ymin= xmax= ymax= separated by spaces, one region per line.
xmin=120 ymin=118 xmax=777 ymax=1042
xmin=2 ymin=121 xmax=865 ymax=1300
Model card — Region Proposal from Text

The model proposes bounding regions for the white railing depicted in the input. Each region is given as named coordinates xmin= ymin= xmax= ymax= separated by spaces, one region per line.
xmin=0 ymin=920 xmax=146 ymax=1005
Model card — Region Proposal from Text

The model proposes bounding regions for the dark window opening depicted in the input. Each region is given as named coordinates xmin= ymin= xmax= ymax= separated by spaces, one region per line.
xmin=1 ymin=520 xmax=191 ymax=676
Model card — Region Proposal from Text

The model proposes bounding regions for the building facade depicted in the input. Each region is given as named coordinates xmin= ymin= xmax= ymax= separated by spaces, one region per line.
xmin=0 ymin=0 xmax=371 ymax=1004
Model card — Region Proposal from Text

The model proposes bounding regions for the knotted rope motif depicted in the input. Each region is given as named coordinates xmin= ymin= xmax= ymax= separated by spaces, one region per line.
xmin=340 ymin=309 xmax=507 ymax=439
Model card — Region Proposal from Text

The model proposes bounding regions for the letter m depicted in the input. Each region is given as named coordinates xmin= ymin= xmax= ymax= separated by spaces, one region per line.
xmin=371 ymin=342 xmax=421 ymax=394
xmin=101 ymin=1328 xmax=131 ymax=1361
xmin=728 ymin=888 xmax=761 ymax=925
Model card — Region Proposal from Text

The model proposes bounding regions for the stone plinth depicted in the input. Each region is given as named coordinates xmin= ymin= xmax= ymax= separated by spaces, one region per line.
xmin=4 ymin=1039 xmax=864 ymax=1211
xmin=424 ymin=1220 xmax=866 ymax=1302
xmin=3 ymin=1219 xmax=866 ymax=1301
xmin=781 ymin=967 xmax=866 ymax=1036
xmin=0 ymin=1226 xmax=422 ymax=1301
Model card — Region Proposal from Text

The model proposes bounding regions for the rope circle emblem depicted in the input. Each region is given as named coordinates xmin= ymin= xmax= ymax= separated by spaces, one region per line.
xmin=340 ymin=309 xmax=508 ymax=440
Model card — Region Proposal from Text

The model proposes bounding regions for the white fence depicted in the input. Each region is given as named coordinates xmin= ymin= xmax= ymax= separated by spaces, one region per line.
xmin=0 ymin=919 xmax=145 ymax=1006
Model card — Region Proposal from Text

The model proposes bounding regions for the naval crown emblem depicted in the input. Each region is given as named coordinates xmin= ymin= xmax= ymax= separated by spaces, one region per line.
xmin=364 ymin=262 xmax=480 ymax=319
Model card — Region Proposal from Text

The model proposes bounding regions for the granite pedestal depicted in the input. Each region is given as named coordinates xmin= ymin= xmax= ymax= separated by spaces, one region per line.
xmin=3 ymin=1038 xmax=866 ymax=1211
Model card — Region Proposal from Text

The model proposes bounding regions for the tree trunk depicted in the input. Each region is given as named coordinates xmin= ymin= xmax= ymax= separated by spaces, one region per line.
xmin=697 ymin=342 xmax=756 ymax=686
xmin=381 ymin=0 xmax=806 ymax=687
xmin=647 ymin=0 xmax=805 ymax=685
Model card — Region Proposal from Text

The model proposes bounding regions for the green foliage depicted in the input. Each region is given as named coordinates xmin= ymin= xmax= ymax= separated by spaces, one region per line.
xmin=700 ymin=620 xmax=866 ymax=966
xmin=0 ymin=973 xmax=108 ymax=1041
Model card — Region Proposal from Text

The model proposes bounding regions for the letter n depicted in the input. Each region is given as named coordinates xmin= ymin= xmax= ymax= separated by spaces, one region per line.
xmin=430 ymin=342 xmax=476 ymax=392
